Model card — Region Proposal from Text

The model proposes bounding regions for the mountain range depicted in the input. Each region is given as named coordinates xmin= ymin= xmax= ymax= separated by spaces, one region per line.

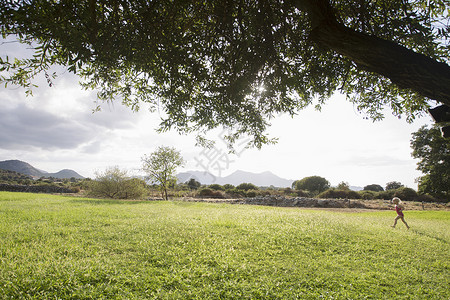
xmin=0 ymin=160 xmax=362 ymax=190
xmin=177 ymin=170 xmax=294 ymax=188
xmin=0 ymin=160 xmax=84 ymax=179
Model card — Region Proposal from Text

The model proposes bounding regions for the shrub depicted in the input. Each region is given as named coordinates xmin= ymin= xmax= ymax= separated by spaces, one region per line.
xmin=282 ymin=187 xmax=294 ymax=195
xmin=236 ymin=183 xmax=258 ymax=191
xmin=245 ymin=189 xmax=258 ymax=198
xmin=88 ymin=166 xmax=147 ymax=199
xmin=377 ymin=187 xmax=419 ymax=201
xmin=197 ymin=188 xmax=224 ymax=198
xmin=228 ymin=188 xmax=246 ymax=197
xmin=416 ymin=194 xmax=437 ymax=203
xmin=208 ymin=184 xmax=224 ymax=191
xmin=186 ymin=178 xmax=201 ymax=190
xmin=317 ymin=189 xmax=361 ymax=199
xmin=377 ymin=190 xmax=396 ymax=200
xmin=363 ymin=184 xmax=384 ymax=192
xmin=198 ymin=188 xmax=213 ymax=197
xmin=71 ymin=186 xmax=81 ymax=193
xmin=294 ymin=190 xmax=310 ymax=197
xmin=337 ymin=181 xmax=350 ymax=190
xmin=359 ymin=190 xmax=376 ymax=200
xmin=393 ymin=187 xmax=418 ymax=201
xmin=222 ymin=184 xmax=235 ymax=190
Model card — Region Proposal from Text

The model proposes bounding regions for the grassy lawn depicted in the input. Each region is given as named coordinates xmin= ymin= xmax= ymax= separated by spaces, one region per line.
xmin=0 ymin=192 xmax=448 ymax=299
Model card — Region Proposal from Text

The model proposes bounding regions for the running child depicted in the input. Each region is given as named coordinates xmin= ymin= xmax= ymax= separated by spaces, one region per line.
xmin=391 ymin=197 xmax=410 ymax=229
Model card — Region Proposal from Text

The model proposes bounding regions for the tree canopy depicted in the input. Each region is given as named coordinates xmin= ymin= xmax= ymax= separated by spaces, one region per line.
xmin=411 ymin=125 xmax=450 ymax=200
xmin=141 ymin=146 xmax=184 ymax=200
xmin=385 ymin=181 xmax=404 ymax=190
xmin=363 ymin=184 xmax=384 ymax=192
xmin=293 ymin=176 xmax=330 ymax=195
xmin=1 ymin=0 xmax=449 ymax=147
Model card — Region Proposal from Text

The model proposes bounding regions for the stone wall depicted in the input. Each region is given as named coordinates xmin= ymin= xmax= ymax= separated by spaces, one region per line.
xmin=182 ymin=195 xmax=369 ymax=209
xmin=238 ymin=195 xmax=368 ymax=208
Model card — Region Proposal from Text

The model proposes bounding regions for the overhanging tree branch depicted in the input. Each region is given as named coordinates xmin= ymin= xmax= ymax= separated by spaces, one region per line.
xmin=293 ymin=0 xmax=450 ymax=106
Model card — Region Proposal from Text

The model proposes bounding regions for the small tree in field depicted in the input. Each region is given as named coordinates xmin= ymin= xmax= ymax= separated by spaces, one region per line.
xmin=142 ymin=146 xmax=185 ymax=200
xmin=337 ymin=181 xmax=350 ymax=191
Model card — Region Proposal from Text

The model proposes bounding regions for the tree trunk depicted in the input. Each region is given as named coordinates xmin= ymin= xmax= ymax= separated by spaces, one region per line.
xmin=293 ymin=0 xmax=450 ymax=107
xmin=164 ymin=187 xmax=168 ymax=201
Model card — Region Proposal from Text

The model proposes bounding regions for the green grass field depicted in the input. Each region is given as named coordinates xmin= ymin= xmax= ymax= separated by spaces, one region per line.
xmin=0 ymin=192 xmax=448 ymax=299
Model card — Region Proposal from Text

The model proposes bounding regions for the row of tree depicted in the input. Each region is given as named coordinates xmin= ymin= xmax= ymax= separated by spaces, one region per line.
xmin=87 ymin=124 xmax=449 ymax=202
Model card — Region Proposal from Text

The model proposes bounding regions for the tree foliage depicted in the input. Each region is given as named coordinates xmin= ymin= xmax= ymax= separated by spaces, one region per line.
xmin=236 ymin=182 xmax=259 ymax=191
xmin=293 ymin=176 xmax=330 ymax=195
xmin=411 ymin=125 xmax=450 ymax=200
xmin=336 ymin=181 xmax=350 ymax=191
xmin=186 ymin=178 xmax=201 ymax=190
xmin=363 ymin=184 xmax=384 ymax=192
xmin=385 ymin=181 xmax=404 ymax=190
xmin=208 ymin=184 xmax=224 ymax=191
xmin=141 ymin=146 xmax=185 ymax=200
xmin=1 ymin=1 xmax=449 ymax=147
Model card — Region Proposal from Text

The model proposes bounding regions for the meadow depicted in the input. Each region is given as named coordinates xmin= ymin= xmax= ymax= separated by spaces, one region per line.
xmin=0 ymin=192 xmax=448 ymax=299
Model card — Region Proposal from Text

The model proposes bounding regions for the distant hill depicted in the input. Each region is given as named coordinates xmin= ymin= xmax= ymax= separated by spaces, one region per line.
xmin=177 ymin=171 xmax=218 ymax=185
xmin=0 ymin=160 xmax=43 ymax=177
xmin=51 ymin=169 xmax=84 ymax=179
xmin=177 ymin=170 xmax=294 ymax=188
xmin=0 ymin=160 xmax=84 ymax=179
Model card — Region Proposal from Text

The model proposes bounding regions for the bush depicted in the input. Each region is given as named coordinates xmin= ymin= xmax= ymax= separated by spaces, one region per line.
xmin=416 ymin=194 xmax=437 ymax=203
xmin=359 ymin=190 xmax=376 ymax=200
xmin=197 ymin=188 xmax=224 ymax=198
xmin=186 ymin=178 xmax=201 ymax=190
xmin=393 ymin=187 xmax=418 ymax=201
xmin=376 ymin=187 xmax=419 ymax=201
xmin=363 ymin=184 xmax=384 ymax=192
xmin=71 ymin=186 xmax=81 ymax=193
xmin=317 ymin=189 xmax=361 ymax=199
xmin=88 ymin=166 xmax=147 ymax=199
xmin=198 ymin=188 xmax=213 ymax=197
xmin=377 ymin=190 xmax=396 ymax=200
xmin=228 ymin=188 xmax=245 ymax=197
xmin=208 ymin=184 xmax=224 ymax=191
xmin=236 ymin=183 xmax=258 ymax=191
xmin=294 ymin=190 xmax=310 ymax=197
xmin=245 ymin=189 xmax=258 ymax=198
xmin=282 ymin=187 xmax=294 ymax=195
xmin=222 ymin=184 xmax=235 ymax=190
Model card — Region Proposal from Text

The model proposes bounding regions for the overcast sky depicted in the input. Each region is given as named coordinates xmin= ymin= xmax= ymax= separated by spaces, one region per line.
xmin=0 ymin=38 xmax=433 ymax=189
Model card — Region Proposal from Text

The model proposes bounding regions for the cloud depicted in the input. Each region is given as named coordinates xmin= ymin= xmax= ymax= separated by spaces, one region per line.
xmin=0 ymin=103 xmax=96 ymax=150
xmin=0 ymin=69 xmax=157 ymax=152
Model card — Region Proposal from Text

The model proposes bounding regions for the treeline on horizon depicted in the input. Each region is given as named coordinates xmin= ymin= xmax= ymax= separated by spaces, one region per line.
xmin=0 ymin=169 xmax=446 ymax=203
